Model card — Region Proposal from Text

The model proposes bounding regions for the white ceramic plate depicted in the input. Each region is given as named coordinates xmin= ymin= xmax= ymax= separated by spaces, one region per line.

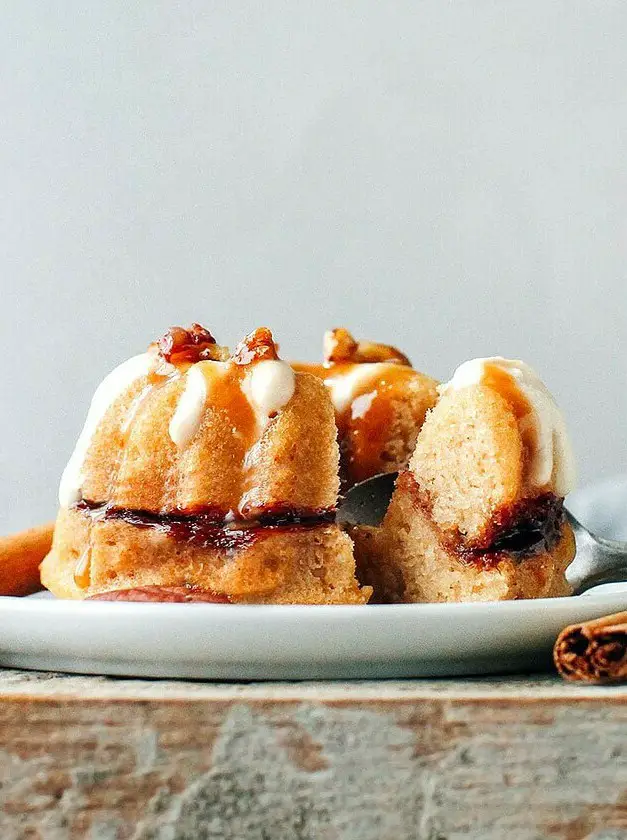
xmin=0 ymin=590 xmax=625 ymax=679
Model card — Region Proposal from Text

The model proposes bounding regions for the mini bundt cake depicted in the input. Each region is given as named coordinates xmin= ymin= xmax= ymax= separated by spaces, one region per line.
xmin=354 ymin=357 xmax=577 ymax=602
xmin=293 ymin=328 xmax=438 ymax=487
xmin=41 ymin=325 xmax=370 ymax=604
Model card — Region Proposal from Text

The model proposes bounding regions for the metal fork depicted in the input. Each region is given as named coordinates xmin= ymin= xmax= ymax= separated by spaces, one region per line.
xmin=565 ymin=511 xmax=627 ymax=594
xmin=338 ymin=473 xmax=627 ymax=596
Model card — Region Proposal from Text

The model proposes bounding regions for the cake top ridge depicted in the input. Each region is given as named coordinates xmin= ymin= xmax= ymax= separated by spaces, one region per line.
xmin=58 ymin=325 xmax=335 ymax=516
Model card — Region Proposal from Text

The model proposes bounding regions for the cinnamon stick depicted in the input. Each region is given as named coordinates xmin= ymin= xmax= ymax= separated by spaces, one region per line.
xmin=0 ymin=523 xmax=54 ymax=596
xmin=554 ymin=611 xmax=627 ymax=683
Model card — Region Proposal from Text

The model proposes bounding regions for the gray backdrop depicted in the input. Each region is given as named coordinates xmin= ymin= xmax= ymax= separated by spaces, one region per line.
xmin=2 ymin=2 xmax=626 ymax=532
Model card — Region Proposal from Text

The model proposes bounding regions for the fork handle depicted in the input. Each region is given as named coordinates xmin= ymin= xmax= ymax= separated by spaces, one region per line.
xmin=574 ymin=563 xmax=627 ymax=595
xmin=568 ymin=514 xmax=627 ymax=595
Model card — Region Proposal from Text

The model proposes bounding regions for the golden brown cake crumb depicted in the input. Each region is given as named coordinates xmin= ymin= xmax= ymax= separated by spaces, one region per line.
xmin=294 ymin=328 xmax=437 ymax=486
xmin=43 ymin=325 xmax=369 ymax=605
xmin=354 ymin=357 xmax=576 ymax=603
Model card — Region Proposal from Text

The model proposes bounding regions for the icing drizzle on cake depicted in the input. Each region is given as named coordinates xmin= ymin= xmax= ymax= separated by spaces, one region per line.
xmin=242 ymin=360 xmax=295 ymax=428
xmin=439 ymin=357 xmax=576 ymax=496
xmin=59 ymin=353 xmax=156 ymax=508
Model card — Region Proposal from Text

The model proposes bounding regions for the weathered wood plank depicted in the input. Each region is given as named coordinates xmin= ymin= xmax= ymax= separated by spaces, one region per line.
xmin=0 ymin=671 xmax=625 ymax=839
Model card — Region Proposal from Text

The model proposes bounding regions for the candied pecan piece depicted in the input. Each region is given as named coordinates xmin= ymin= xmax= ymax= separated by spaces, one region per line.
xmin=88 ymin=585 xmax=231 ymax=603
xmin=155 ymin=324 xmax=228 ymax=364
xmin=232 ymin=327 xmax=280 ymax=365
xmin=323 ymin=327 xmax=359 ymax=364
xmin=354 ymin=339 xmax=411 ymax=366
xmin=323 ymin=328 xmax=411 ymax=366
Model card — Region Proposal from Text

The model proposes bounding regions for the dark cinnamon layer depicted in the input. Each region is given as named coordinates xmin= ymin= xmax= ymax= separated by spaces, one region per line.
xmin=75 ymin=500 xmax=336 ymax=553
xmin=398 ymin=470 xmax=565 ymax=569
xmin=459 ymin=494 xmax=565 ymax=567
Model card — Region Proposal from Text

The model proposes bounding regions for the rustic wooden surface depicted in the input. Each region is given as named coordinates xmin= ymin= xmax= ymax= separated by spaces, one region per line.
xmin=0 ymin=670 xmax=626 ymax=840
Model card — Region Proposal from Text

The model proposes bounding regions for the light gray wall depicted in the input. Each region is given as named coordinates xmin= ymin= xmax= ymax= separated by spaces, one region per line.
xmin=2 ymin=2 xmax=626 ymax=532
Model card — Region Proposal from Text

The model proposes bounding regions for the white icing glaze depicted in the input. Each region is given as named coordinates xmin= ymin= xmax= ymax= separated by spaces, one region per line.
xmin=439 ymin=357 xmax=576 ymax=496
xmin=242 ymin=360 xmax=295 ymax=427
xmin=325 ymin=363 xmax=393 ymax=414
xmin=58 ymin=353 xmax=155 ymax=508
xmin=350 ymin=391 xmax=376 ymax=420
xmin=169 ymin=365 xmax=208 ymax=448
xmin=168 ymin=360 xmax=231 ymax=448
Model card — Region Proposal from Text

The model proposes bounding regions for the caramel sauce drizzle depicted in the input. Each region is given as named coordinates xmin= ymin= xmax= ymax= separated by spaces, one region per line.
xmin=199 ymin=362 xmax=261 ymax=515
xmin=79 ymin=325 xmax=296 ymax=566
xmin=293 ymin=328 xmax=420 ymax=486
xmin=117 ymin=325 xmax=275 ymax=516
xmin=480 ymin=363 xmax=538 ymax=487
xmin=73 ymin=548 xmax=92 ymax=589
xmin=337 ymin=365 xmax=419 ymax=486
xmin=294 ymin=361 xmax=419 ymax=486
xmin=481 ymin=364 xmax=533 ymax=422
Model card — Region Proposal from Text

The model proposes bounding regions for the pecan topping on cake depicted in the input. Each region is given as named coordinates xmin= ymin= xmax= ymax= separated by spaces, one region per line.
xmin=323 ymin=328 xmax=411 ymax=366
xmin=323 ymin=328 xmax=359 ymax=364
xmin=232 ymin=327 xmax=280 ymax=365
xmin=155 ymin=324 xmax=228 ymax=364
xmin=88 ymin=585 xmax=232 ymax=603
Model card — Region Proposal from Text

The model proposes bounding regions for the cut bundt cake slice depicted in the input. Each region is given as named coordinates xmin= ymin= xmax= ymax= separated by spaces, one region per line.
xmin=293 ymin=328 xmax=438 ymax=488
xmin=42 ymin=325 xmax=370 ymax=604
xmin=354 ymin=357 xmax=576 ymax=602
